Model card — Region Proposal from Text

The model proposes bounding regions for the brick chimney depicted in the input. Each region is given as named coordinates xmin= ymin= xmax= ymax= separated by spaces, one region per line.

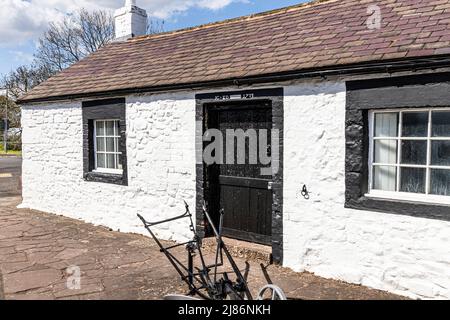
xmin=114 ymin=0 xmax=148 ymax=40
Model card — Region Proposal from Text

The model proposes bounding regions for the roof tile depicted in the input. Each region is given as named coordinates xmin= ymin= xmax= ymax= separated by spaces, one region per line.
xmin=21 ymin=0 xmax=450 ymax=102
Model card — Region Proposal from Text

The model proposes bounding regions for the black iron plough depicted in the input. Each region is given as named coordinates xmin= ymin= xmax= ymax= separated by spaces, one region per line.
xmin=137 ymin=201 xmax=286 ymax=300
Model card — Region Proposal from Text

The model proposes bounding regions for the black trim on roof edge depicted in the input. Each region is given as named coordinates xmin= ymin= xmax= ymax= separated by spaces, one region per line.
xmin=17 ymin=54 xmax=450 ymax=105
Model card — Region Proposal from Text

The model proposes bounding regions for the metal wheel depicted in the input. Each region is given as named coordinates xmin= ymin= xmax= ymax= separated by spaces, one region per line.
xmin=257 ymin=285 xmax=287 ymax=300
xmin=164 ymin=294 xmax=202 ymax=300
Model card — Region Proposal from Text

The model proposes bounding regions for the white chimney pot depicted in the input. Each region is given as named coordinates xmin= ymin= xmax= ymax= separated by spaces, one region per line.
xmin=115 ymin=0 xmax=148 ymax=40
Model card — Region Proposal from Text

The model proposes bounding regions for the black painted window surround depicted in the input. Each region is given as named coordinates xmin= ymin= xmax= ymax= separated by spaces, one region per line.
xmin=346 ymin=73 xmax=450 ymax=222
xmin=82 ymin=98 xmax=128 ymax=186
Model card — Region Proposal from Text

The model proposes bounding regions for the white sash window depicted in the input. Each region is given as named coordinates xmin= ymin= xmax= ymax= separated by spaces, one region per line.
xmin=93 ymin=120 xmax=123 ymax=174
xmin=368 ymin=109 xmax=450 ymax=204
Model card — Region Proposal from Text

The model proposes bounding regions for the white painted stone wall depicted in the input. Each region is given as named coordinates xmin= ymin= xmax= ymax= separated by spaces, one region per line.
xmin=283 ymin=81 xmax=450 ymax=300
xmin=20 ymin=92 xmax=197 ymax=243
xmin=114 ymin=2 xmax=148 ymax=39
xmin=20 ymin=81 xmax=450 ymax=299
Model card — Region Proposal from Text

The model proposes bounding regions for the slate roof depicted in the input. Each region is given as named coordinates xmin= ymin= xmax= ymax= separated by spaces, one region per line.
xmin=20 ymin=0 xmax=450 ymax=103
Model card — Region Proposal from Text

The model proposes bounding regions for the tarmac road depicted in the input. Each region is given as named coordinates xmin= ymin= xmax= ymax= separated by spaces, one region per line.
xmin=0 ymin=156 xmax=22 ymax=197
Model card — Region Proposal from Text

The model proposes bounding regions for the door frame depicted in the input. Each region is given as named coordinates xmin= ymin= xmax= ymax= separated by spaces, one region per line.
xmin=207 ymin=102 xmax=273 ymax=246
xmin=195 ymin=88 xmax=284 ymax=264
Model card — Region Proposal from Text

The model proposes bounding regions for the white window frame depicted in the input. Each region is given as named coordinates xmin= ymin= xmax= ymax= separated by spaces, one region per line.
xmin=367 ymin=108 xmax=450 ymax=205
xmin=93 ymin=119 xmax=123 ymax=175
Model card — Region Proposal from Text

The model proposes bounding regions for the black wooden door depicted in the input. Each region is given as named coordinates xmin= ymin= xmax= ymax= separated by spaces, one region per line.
xmin=206 ymin=103 xmax=273 ymax=245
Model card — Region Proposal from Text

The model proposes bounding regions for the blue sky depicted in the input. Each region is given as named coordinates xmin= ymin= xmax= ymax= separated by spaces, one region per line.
xmin=0 ymin=0 xmax=307 ymax=77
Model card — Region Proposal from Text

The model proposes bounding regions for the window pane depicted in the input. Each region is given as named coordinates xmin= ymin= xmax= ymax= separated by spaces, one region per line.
xmin=96 ymin=121 xmax=105 ymax=136
xmin=430 ymin=169 xmax=450 ymax=196
xmin=375 ymin=113 xmax=398 ymax=137
xmin=400 ymin=167 xmax=426 ymax=194
xmin=114 ymin=137 xmax=120 ymax=152
xmin=105 ymin=121 xmax=115 ymax=136
xmin=116 ymin=154 xmax=123 ymax=170
xmin=431 ymin=140 xmax=450 ymax=166
xmin=401 ymin=140 xmax=427 ymax=165
xmin=106 ymin=154 xmax=116 ymax=169
xmin=115 ymin=121 xmax=120 ymax=136
xmin=402 ymin=112 xmax=428 ymax=137
xmin=96 ymin=153 xmax=105 ymax=168
xmin=96 ymin=138 xmax=105 ymax=152
xmin=432 ymin=111 xmax=450 ymax=137
xmin=106 ymin=137 xmax=115 ymax=152
xmin=374 ymin=140 xmax=397 ymax=164
xmin=373 ymin=166 xmax=397 ymax=191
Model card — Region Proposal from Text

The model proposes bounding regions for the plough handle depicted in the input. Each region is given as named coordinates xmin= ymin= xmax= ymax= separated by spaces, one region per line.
xmin=136 ymin=202 xmax=192 ymax=228
xmin=137 ymin=214 xmax=147 ymax=225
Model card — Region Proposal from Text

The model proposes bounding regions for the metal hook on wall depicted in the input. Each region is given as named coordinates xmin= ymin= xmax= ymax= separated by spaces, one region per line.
xmin=299 ymin=184 xmax=310 ymax=200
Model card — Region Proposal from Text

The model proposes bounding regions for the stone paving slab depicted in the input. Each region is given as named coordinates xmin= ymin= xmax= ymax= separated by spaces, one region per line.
xmin=0 ymin=267 xmax=4 ymax=300
xmin=0 ymin=196 xmax=406 ymax=300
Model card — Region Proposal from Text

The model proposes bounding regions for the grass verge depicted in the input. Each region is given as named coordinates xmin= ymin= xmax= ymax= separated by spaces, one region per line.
xmin=0 ymin=145 xmax=21 ymax=156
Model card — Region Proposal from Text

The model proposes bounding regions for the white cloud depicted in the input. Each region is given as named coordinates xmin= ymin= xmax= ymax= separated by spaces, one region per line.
xmin=0 ymin=0 xmax=241 ymax=46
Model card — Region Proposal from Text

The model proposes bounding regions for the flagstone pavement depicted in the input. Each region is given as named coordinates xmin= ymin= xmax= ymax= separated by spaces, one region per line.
xmin=0 ymin=196 xmax=405 ymax=300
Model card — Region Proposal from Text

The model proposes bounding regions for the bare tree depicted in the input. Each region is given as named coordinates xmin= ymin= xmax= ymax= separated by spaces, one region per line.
xmin=2 ymin=7 xmax=164 ymax=150
xmin=3 ymin=7 xmax=164 ymax=101
xmin=0 ymin=93 xmax=21 ymax=150
xmin=2 ymin=64 xmax=53 ymax=101
xmin=35 ymin=9 xmax=115 ymax=72
xmin=1 ymin=63 xmax=52 ymax=137
xmin=0 ymin=95 xmax=20 ymax=127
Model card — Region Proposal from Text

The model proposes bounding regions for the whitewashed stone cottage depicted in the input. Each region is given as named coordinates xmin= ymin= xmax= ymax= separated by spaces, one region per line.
xmin=18 ymin=0 xmax=450 ymax=299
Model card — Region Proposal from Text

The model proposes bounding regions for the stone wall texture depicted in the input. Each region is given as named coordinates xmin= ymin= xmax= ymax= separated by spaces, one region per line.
xmin=21 ymin=92 xmax=197 ymax=243
xmin=20 ymin=82 xmax=450 ymax=299
xmin=283 ymin=81 xmax=450 ymax=299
